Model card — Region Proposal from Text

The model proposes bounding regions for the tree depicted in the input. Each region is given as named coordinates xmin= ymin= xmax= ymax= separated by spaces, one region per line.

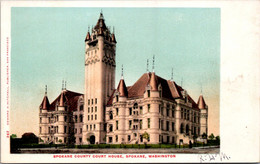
xmin=215 ymin=136 xmax=220 ymax=141
xmin=58 ymin=139 xmax=62 ymax=143
xmin=11 ymin=134 xmax=17 ymax=139
xmin=202 ymin=133 xmax=207 ymax=139
xmin=142 ymin=131 xmax=149 ymax=141
xmin=208 ymin=133 xmax=215 ymax=140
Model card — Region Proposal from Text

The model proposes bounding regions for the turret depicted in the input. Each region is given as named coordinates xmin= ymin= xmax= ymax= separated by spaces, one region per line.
xmin=40 ymin=85 xmax=50 ymax=113
xmin=197 ymin=95 xmax=208 ymax=137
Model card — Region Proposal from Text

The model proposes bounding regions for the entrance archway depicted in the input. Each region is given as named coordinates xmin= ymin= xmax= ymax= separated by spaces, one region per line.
xmin=90 ymin=135 xmax=95 ymax=144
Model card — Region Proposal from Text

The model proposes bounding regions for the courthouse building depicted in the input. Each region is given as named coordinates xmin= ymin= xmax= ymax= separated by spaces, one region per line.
xmin=39 ymin=13 xmax=208 ymax=145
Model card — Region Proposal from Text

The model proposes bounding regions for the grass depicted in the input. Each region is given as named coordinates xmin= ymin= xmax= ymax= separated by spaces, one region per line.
xmin=14 ymin=142 xmax=219 ymax=149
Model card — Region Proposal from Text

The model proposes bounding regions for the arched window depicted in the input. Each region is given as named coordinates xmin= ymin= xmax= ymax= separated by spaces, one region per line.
xmin=186 ymin=124 xmax=189 ymax=135
xmin=133 ymin=103 xmax=138 ymax=109
xmin=180 ymin=124 xmax=184 ymax=133
xmin=109 ymin=111 xmax=113 ymax=120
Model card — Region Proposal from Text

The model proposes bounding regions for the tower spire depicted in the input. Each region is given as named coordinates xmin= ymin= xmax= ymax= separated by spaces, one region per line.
xmin=45 ymin=85 xmax=47 ymax=95
xmin=171 ymin=67 xmax=173 ymax=81
xmin=146 ymin=59 xmax=149 ymax=73
xmin=121 ymin=64 xmax=124 ymax=79
xmin=200 ymin=83 xmax=203 ymax=94
xmin=65 ymin=81 xmax=67 ymax=90
xmin=62 ymin=80 xmax=64 ymax=90
xmin=152 ymin=55 xmax=155 ymax=72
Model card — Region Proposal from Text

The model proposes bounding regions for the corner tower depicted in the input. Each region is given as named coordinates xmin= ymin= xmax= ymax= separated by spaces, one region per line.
xmin=83 ymin=12 xmax=117 ymax=144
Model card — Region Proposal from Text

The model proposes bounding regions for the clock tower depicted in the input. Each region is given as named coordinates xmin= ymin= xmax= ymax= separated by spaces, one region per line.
xmin=83 ymin=13 xmax=117 ymax=144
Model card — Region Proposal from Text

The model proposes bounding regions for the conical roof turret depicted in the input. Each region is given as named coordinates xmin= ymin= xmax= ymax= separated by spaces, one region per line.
xmin=59 ymin=91 xmax=66 ymax=106
xmin=111 ymin=33 xmax=116 ymax=43
xmin=41 ymin=96 xmax=50 ymax=110
xmin=117 ymin=79 xmax=128 ymax=97
xmin=85 ymin=31 xmax=91 ymax=41
xmin=150 ymin=72 xmax=158 ymax=91
xmin=197 ymin=95 xmax=206 ymax=109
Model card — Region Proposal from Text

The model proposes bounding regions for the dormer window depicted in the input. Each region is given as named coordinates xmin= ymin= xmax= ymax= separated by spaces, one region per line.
xmin=147 ymin=90 xmax=150 ymax=97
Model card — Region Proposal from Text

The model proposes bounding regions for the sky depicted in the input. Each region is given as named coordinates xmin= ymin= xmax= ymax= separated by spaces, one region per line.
xmin=11 ymin=7 xmax=220 ymax=137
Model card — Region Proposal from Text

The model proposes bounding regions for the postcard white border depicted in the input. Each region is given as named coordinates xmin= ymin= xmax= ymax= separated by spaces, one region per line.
xmin=1 ymin=0 xmax=260 ymax=163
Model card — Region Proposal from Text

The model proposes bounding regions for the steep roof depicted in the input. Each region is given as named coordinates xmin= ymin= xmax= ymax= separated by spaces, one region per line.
xmin=197 ymin=95 xmax=206 ymax=109
xmin=94 ymin=13 xmax=107 ymax=31
xmin=48 ymin=90 xmax=83 ymax=112
xmin=117 ymin=79 xmax=128 ymax=97
xmin=40 ymin=95 xmax=50 ymax=109
xmin=107 ymin=72 xmax=199 ymax=110
xmin=150 ymin=72 xmax=158 ymax=91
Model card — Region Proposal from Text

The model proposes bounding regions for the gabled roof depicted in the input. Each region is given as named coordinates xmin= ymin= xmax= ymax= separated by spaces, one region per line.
xmin=106 ymin=72 xmax=200 ymax=110
xmin=48 ymin=90 xmax=83 ymax=112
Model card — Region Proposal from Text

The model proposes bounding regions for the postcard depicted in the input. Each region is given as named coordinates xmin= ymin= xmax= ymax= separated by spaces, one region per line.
xmin=1 ymin=1 xmax=259 ymax=163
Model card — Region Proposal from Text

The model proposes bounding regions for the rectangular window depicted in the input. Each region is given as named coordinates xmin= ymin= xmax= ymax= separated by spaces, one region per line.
xmin=90 ymin=125 xmax=92 ymax=130
xmin=88 ymin=115 xmax=90 ymax=120
xmin=104 ymin=123 xmax=107 ymax=132
xmin=95 ymin=98 xmax=97 ymax=104
xmin=167 ymin=109 xmax=169 ymax=117
xmin=147 ymin=90 xmax=150 ymax=97
xmin=80 ymin=115 xmax=83 ymax=122
xmin=140 ymin=106 xmax=143 ymax=114
xmin=116 ymin=135 xmax=118 ymax=142
xmin=140 ymin=120 xmax=142 ymax=129
xmin=116 ymin=95 xmax=119 ymax=102
xmin=91 ymin=115 xmax=93 ymax=120
xmin=148 ymin=118 xmax=150 ymax=128
xmin=109 ymin=137 xmax=112 ymax=143
xmin=64 ymin=126 xmax=67 ymax=133
xmin=40 ymin=127 xmax=42 ymax=134
xmin=40 ymin=117 xmax=42 ymax=123
xmin=80 ymin=105 xmax=83 ymax=111
xmin=148 ymin=104 xmax=150 ymax=112
xmin=91 ymin=107 xmax=93 ymax=113
xmin=75 ymin=128 xmax=77 ymax=134
xmin=172 ymin=109 xmax=175 ymax=118
xmin=161 ymin=120 xmax=164 ymax=131
xmin=64 ymin=116 xmax=67 ymax=122
xmin=166 ymin=121 xmax=169 ymax=131
xmin=94 ymin=124 xmax=96 ymax=130
xmin=172 ymin=122 xmax=175 ymax=131
xmin=95 ymin=106 xmax=97 ymax=112
xmin=79 ymin=138 xmax=82 ymax=143
xmin=48 ymin=117 xmax=50 ymax=123
xmin=128 ymin=135 xmax=131 ymax=141
xmin=86 ymin=125 xmax=88 ymax=131
xmin=159 ymin=118 xmax=161 ymax=129
xmin=88 ymin=107 xmax=90 ymax=113
xmin=57 ymin=126 xmax=59 ymax=133
xmin=129 ymin=120 xmax=132 ymax=129
xmin=88 ymin=99 xmax=90 ymax=105
xmin=80 ymin=128 xmax=82 ymax=133
xmin=95 ymin=114 xmax=97 ymax=120
xmin=129 ymin=108 xmax=132 ymax=115
xmin=92 ymin=99 xmax=93 ymax=105
xmin=116 ymin=108 xmax=119 ymax=115
xmin=116 ymin=121 xmax=118 ymax=130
